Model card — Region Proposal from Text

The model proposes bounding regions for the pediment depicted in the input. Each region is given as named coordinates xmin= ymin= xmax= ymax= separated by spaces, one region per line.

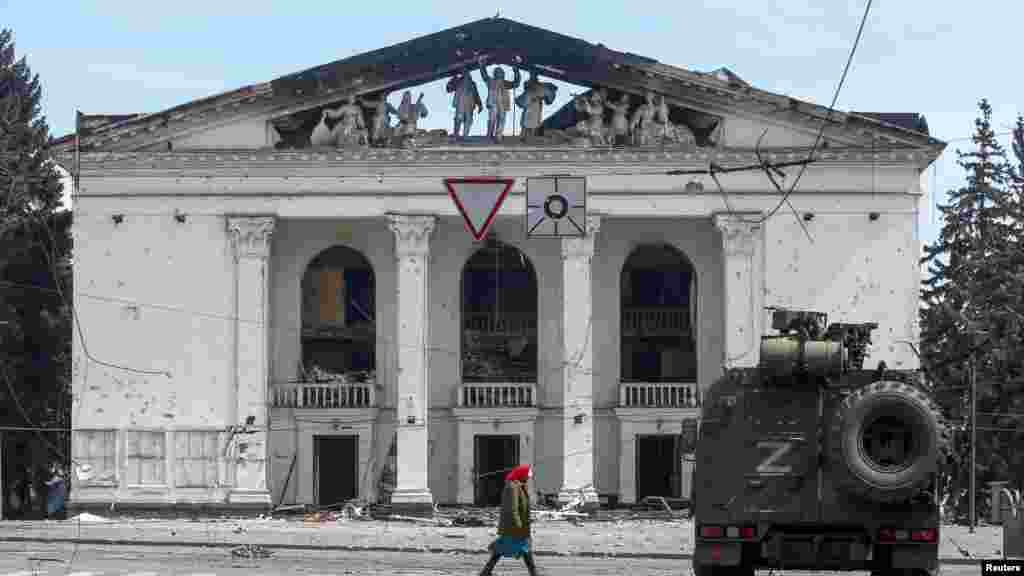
xmin=60 ymin=17 xmax=945 ymax=160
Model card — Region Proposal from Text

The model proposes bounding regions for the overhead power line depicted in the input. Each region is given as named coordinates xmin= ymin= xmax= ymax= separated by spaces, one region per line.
xmin=755 ymin=0 xmax=875 ymax=225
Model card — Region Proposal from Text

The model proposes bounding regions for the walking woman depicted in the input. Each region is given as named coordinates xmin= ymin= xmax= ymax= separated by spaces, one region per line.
xmin=479 ymin=463 xmax=541 ymax=576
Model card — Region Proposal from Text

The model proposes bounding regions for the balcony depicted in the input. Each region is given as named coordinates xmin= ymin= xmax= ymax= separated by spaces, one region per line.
xmin=272 ymin=380 xmax=376 ymax=409
xmin=621 ymin=306 xmax=690 ymax=337
xmin=458 ymin=383 xmax=536 ymax=408
xmin=619 ymin=382 xmax=700 ymax=408
xmin=463 ymin=311 xmax=536 ymax=336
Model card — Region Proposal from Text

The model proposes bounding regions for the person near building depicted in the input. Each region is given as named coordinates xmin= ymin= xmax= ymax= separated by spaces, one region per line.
xmin=478 ymin=463 xmax=540 ymax=576
xmin=45 ymin=463 xmax=67 ymax=519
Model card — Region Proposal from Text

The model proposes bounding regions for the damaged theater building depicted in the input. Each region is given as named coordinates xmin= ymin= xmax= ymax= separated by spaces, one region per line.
xmin=52 ymin=17 xmax=944 ymax=513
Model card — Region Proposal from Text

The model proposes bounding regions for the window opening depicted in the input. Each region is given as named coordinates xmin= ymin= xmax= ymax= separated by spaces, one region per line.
xmin=300 ymin=246 xmax=376 ymax=386
xmin=620 ymin=244 xmax=698 ymax=402
xmin=461 ymin=239 xmax=537 ymax=383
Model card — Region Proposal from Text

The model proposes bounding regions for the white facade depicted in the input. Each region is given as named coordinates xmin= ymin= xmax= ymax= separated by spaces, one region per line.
xmin=60 ymin=20 xmax=943 ymax=512
xmin=67 ymin=157 xmax=930 ymax=509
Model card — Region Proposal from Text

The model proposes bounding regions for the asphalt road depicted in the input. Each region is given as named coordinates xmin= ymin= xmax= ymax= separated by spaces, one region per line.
xmin=0 ymin=542 xmax=985 ymax=576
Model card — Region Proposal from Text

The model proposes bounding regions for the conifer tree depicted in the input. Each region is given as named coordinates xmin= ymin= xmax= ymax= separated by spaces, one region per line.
xmin=0 ymin=27 xmax=73 ymax=513
xmin=920 ymin=100 xmax=1024 ymax=521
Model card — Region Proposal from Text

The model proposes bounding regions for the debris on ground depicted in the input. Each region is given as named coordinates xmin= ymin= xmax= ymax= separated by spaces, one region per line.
xmin=386 ymin=514 xmax=454 ymax=527
xmin=434 ymin=506 xmax=499 ymax=527
xmin=271 ymin=504 xmax=307 ymax=514
xmin=294 ymin=499 xmax=373 ymax=524
xmin=560 ymin=494 xmax=585 ymax=512
xmin=449 ymin=512 xmax=491 ymax=527
xmin=68 ymin=513 xmax=110 ymax=523
xmin=230 ymin=544 xmax=273 ymax=559
xmin=272 ymin=501 xmax=691 ymax=525
xmin=533 ymin=510 xmax=589 ymax=521
xmin=584 ymin=508 xmax=689 ymax=523
xmin=636 ymin=496 xmax=689 ymax=512
xmin=947 ymin=534 xmax=973 ymax=558
xmin=339 ymin=501 xmax=368 ymax=521
xmin=303 ymin=511 xmax=328 ymax=523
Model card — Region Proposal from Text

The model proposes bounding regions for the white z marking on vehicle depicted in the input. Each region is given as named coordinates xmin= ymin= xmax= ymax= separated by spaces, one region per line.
xmin=756 ymin=440 xmax=795 ymax=474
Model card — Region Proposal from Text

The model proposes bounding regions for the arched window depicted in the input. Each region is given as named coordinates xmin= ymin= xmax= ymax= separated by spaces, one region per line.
xmin=300 ymin=246 xmax=375 ymax=381
xmin=620 ymin=244 xmax=697 ymax=384
xmin=461 ymin=239 xmax=538 ymax=383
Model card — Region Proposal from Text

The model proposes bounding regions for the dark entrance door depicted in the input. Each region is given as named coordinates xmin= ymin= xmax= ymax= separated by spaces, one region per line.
xmin=636 ymin=434 xmax=681 ymax=501
xmin=314 ymin=435 xmax=358 ymax=507
xmin=474 ymin=435 xmax=520 ymax=506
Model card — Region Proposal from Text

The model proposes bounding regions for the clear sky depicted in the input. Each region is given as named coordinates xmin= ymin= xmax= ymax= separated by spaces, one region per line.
xmin=4 ymin=0 xmax=1022 ymax=249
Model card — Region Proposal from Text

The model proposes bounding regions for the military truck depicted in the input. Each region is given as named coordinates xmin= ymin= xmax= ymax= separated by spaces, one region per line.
xmin=691 ymin=308 xmax=950 ymax=576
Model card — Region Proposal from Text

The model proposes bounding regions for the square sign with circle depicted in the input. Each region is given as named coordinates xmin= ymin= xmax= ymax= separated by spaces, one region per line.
xmin=525 ymin=176 xmax=588 ymax=238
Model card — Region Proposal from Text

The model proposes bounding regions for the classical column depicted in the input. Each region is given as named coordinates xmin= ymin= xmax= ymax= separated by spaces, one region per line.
xmin=387 ymin=213 xmax=436 ymax=513
xmin=558 ymin=215 xmax=601 ymax=508
xmin=713 ymin=213 xmax=765 ymax=369
xmin=226 ymin=215 xmax=276 ymax=506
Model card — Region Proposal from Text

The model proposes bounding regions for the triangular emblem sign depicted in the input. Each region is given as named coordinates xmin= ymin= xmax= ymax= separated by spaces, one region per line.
xmin=444 ymin=178 xmax=515 ymax=241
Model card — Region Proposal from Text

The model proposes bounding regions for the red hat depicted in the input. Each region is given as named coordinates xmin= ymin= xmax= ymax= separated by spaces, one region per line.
xmin=505 ymin=464 xmax=531 ymax=482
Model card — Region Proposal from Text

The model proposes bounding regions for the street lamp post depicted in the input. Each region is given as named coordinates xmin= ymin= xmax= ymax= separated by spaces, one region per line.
xmin=969 ymin=357 xmax=977 ymax=534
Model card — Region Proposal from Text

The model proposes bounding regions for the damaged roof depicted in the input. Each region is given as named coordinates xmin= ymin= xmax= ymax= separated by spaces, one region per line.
xmin=53 ymin=16 xmax=945 ymax=154
xmin=851 ymin=112 xmax=930 ymax=136
xmin=272 ymin=16 xmax=658 ymax=98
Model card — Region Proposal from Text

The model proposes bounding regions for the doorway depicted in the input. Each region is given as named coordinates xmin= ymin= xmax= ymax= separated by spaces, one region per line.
xmin=474 ymin=435 xmax=520 ymax=506
xmin=635 ymin=434 xmax=681 ymax=501
xmin=314 ymin=435 xmax=358 ymax=507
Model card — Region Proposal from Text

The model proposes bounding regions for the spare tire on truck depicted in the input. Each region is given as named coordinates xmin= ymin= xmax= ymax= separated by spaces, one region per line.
xmin=828 ymin=379 xmax=951 ymax=503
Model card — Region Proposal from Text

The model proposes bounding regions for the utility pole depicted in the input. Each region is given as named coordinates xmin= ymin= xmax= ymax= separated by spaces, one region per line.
xmin=968 ymin=132 xmax=984 ymax=535
xmin=969 ymin=356 xmax=977 ymax=533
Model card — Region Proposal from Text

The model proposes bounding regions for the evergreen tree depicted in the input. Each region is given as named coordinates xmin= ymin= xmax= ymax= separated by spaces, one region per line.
xmin=0 ymin=27 xmax=73 ymax=515
xmin=920 ymin=100 xmax=1024 ymax=521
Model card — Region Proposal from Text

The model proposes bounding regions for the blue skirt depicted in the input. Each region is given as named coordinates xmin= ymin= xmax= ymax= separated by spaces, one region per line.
xmin=491 ymin=535 xmax=530 ymax=558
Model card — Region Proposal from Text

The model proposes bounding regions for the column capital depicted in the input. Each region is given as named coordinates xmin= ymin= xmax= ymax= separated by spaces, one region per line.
xmin=560 ymin=214 xmax=602 ymax=261
xmin=387 ymin=213 xmax=437 ymax=258
xmin=227 ymin=216 xmax=276 ymax=260
xmin=713 ymin=213 xmax=761 ymax=258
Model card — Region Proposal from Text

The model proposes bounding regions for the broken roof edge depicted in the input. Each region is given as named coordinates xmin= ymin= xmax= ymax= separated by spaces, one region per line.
xmin=851 ymin=112 xmax=931 ymax=136
xmin=56 ymin=16 xmax=942 ymax=155
xmin=49 ymin=82 xmax=275 ymax=154
xmin=275 ymin=16 xmax=658 ymax=87
xmin=847 ymin=112 xmax=947 ymax=152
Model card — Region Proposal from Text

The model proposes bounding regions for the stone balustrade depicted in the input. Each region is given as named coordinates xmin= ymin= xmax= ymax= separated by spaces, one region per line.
xmin=619 ymin=381 xmax=700 ymax=408
xmin=621 ymin=306 xmax=690 ymax=336
xmin=272 ymin=380 xmax=376 ymax=409
xmin=458 ymin=383 xmax=536 ymax=407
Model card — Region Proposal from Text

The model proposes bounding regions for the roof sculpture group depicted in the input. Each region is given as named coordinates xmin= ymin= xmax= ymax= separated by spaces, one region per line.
xmin=61 ymin=18 xmax=942 ymax=157
xmin=305 ymin=53 xmax=700 ymax=149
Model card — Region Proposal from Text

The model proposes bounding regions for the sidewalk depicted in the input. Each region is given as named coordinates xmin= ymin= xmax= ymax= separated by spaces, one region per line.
xmin=0 ymin=515 xmax=1007 ymax=563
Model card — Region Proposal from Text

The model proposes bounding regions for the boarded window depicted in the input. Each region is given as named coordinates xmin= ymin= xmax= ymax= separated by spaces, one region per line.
xmin=317 ymin=268 xmax=347 ymax=325
xmin=73 ymin=430 xmax=117 ymax=484
xmin=174 ymin=431 xmax=221 ymax=488
xmin=301 ymin=246 xmax=376 ymax=379
xmin=124 ymin=431 xmax=166 ymax=486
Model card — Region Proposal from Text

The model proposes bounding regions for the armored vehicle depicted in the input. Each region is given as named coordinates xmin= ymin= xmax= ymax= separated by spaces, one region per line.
xmin=691 ymin=308 xmax=950 ymax=576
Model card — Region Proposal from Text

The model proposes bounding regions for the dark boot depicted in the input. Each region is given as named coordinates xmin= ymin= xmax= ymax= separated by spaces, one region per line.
xmin=479 ymin=552 xmax=500 ymax=576
xmin=522 ymin=551 xmax=540 ymax=576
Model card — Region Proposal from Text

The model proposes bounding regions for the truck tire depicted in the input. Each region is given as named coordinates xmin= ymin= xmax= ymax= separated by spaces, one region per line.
xmin=829 ymin=379 xmax=950 ymax=503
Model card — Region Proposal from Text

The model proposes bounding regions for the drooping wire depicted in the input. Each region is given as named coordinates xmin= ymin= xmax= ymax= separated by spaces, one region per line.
xmin=753 ymin=128 xmax=814 ymax=243
xmin=30 ymin=193 xmax=170 ymax=378
xmin=755 ymin=0 xmax=874 ymax=225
